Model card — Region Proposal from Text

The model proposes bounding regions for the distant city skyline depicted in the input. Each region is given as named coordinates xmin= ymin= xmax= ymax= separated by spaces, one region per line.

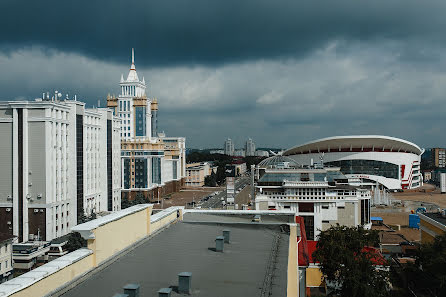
xmin=2 ymin=1 xmax=446 ymax=149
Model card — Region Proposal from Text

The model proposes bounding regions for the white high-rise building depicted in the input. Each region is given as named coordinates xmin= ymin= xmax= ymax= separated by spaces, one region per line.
xmin=107 ymin=49 xmax=186 ymax=201
xmin=0 ymin=98 xmax=121 ymax=242
xmin=224 ymin=138 xmax=235 ymax=156
xmin=245 ymin=138 xmax=256 ymax=156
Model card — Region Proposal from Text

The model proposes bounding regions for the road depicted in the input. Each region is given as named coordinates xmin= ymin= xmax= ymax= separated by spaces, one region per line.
xmin=200 ymin=177 xmax=251 ymax=209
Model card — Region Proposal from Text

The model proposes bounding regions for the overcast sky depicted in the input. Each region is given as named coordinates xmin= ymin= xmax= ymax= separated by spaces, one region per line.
xmin=1 ymin=0 xmax=446 ymax=149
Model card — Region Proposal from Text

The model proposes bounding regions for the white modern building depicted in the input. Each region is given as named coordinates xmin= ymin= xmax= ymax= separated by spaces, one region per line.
xmin=107 ymin=50 xmax=186 ymax=201
xmin=282 ymin=135 xmax=423 ymax=190
xmin=0 ymin=98 xmax=121 ymax=242
xmin=255 ymin=156 xmax=372 ymax=240
xmin=224 ymin=138 xmax=235 ymax=156
xmin=245 ymin=138 xmax=256 ymax=156
xmin=0 ymin=234 xmax=14 ymax=283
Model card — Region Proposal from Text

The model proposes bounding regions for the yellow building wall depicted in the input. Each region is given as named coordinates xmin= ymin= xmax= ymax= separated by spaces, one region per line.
xmin=12 ymin=254 xmax=94 ymax=297
xmin=91 ymin=206 xmax=152 ymax=265
xmin=287 ymin=224 xmax=299 ymax=297
xmin=306 ymin=267 xmax=324 ymax=287
xmin=420 ymin=218 xmax=445 ymax=244
xmin=150 ymin=212 xmax=178 ymax=234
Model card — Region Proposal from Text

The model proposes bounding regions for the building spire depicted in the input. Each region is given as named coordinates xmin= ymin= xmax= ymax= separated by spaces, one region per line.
xmin=130 ymin=48 xmax=135 ymax=70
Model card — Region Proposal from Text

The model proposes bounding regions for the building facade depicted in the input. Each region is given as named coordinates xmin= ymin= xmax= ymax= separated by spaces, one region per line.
xmin=107 ymin=50 xmax=186 ymax=201
xmin=255 ymin=156 xmax=371 ymax=240
xmin=185 ymin=162 xmax=216 ymax=187
xmin=0 ymin=99 xmax=121 ymax=242
xmin=245 ymin=138 xmax=256 ymax=156
xmin=0 ymin=234 xmax=14 ymax=283
xmin=283 ymin=135 xmax=423 ymax=190
xmin=431 ymin=148 xmax=446 ymax=168
xmin=224 ymin=138 xmax=235 ymax=156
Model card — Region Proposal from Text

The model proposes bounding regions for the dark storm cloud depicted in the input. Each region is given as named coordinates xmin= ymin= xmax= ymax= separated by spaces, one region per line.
xmin=2 ymin=0 xmax=446 ymax=67
xmin=2 ymin=1 xmax=446 ymax=149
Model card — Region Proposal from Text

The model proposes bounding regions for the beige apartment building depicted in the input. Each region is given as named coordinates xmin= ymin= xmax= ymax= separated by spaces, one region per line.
xmin=185 ymin=162 xmax=216 ymax=187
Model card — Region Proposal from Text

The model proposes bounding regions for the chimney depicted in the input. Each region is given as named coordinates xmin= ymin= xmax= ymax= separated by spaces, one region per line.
xmin=223 ymin=230 xmax=230 ymax=243
xmin=158 ymin=288 xmax=172 ymax=297
xmin=178 ymin=272 xmax=192 ymax=294
xmin=123 ymin=284 xmax=140 ymax=297
xmin=215 ymin=236 xmax=224 ymax=252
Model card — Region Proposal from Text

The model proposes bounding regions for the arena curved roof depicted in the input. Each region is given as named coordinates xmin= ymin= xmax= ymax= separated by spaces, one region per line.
xmin=283 ymin=135 xmax=423 ymax=156
xmin=258 ymin=155 xmax=301 ymax=168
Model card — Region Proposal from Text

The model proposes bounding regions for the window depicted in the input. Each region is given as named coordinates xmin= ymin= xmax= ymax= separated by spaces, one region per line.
xmin=322 ymin=205 xmax=329 ymax=209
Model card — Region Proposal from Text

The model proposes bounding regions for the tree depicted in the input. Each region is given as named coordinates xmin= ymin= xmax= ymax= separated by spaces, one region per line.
xmin=65 ymin=232 xmax=87 ymax=252
xmin=204 ymin=171 xmax=217 ymax=187
xmin=401 ymin=233 xmax=446 ymax=297
xmin=312 ymin=225 xmax=389 ymax=297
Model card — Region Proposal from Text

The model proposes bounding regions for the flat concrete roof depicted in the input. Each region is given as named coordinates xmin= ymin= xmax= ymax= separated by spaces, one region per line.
xmin=61 ymin=222 xmax=289 ymax=297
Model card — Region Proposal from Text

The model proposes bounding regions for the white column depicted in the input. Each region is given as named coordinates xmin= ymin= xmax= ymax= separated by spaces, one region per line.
xmin=22 ymin=109 xmax=29 ymax=242
xmin=12 ymin=109 xmax=19 ymax=238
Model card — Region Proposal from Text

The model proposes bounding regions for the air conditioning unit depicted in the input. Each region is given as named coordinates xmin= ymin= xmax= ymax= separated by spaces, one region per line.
xmin=6 ymin=208 xmax=11 ymax=212
xmin=34 ymin=209 xmax=39 ymax=213
xmin=7 ymin=221 xmax=11 ymax=225
xmin=28 ymin=182 xmax=32 ymax=186
xmin=37 ymin=194 xmax=42 ymax=199
xmin=7 ymin=195 xmax=12 ymax=201
xmin=39 ymin=209 xmax=44 ymax=213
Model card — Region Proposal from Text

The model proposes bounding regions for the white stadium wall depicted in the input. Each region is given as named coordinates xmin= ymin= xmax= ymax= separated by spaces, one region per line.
xmin=283 ymin=136 xmax=423 ymax=190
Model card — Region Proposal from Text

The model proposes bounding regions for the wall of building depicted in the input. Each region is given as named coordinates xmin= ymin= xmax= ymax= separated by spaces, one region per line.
xmin=1 ymin=205 xmax=183 ymax=297
xmin=288 ymin=151 xmax=421 ymax=189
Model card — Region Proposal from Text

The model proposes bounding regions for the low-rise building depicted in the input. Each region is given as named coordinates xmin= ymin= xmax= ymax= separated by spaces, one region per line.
xmin=419 ymin=212 xmax=446 ymax=243
xmin=255 ymin=155 xmax=371 ymax=240
xmin=185 ymin=162 xmax=216 ymax=187
xmin=12 ymin=241 xmax=50 ymax=270
xmin=0 ymin=234 xmax=14 ymax=283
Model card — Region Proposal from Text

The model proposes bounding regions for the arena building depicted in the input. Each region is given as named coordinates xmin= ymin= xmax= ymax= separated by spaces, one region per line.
xmin=282 ymin=135 xmax=424 ymax=190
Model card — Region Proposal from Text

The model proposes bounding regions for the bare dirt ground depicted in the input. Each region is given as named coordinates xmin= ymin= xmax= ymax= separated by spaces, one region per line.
xmin=370 ymin=185 xmax=445 ymax=243
xmin=152 ymin=187 xmax=223 ymax=209
xmin=392 ymin=184 xmax=446 ymax=208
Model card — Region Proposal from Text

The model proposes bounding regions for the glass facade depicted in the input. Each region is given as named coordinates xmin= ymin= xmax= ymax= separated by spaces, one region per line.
xmin=123 ymin=159 xmax=130 ymax=189
xmin=173 ymin=161 xmax=177 ymax=180
xmin=360 ymin=199 xmax=370 ymax=225
xmin=152 ymin=157 xmax=161 ymax=184
xmin=303 ymin=216 xmax=315 ymax=240
xmin=134 ymin=158 xmax=148 ymax=188
xmin=326 ymin=159 xmax=399 ymax=179
xmin=135 ymin=106 xmax=146 ymax=136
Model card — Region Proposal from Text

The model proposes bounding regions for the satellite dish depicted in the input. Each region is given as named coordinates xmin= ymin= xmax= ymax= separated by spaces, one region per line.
xmin=58 ymin=93 xmax=62 ymax=98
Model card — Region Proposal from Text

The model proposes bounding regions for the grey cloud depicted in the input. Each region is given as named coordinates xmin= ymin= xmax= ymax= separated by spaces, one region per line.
xmin=2 ymin=1 xmax=446 ymax=67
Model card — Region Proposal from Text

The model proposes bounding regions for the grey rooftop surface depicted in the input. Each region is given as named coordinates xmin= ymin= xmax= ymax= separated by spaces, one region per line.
xmin=61 ymin=222 xmax=289 ymax=297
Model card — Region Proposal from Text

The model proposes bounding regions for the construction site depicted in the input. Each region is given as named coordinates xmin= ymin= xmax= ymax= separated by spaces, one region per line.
xmin=370 ymin=184 xmax=443 ymax=243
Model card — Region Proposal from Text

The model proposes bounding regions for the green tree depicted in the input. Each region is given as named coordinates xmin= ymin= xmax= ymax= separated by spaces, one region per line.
xmin=65 ymin=232 xmax=87 ymax=252
xmin=402 ymin=233 xmax=446 ymax=297
xmin=312 ymin=225 xmax=389 ymax=297
xmin=204 ymin=171 xmax=217 ymax=187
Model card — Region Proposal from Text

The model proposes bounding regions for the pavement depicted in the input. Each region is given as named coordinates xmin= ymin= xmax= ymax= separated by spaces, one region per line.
xmin=200 ymin=177 xmax=251 ymax=209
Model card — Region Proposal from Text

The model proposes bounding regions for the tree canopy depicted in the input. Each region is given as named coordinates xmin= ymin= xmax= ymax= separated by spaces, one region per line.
xmin=312 ymin=225 xmax=389 ymax=297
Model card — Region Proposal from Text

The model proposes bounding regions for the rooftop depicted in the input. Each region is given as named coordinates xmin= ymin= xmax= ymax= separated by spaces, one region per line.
xmin=61 ymin=221 xmax=290 ymax=297
xmin=422 ymin=212 xmax=446 ymax=226
xmin=283 ymin=135 xmax=423 ymax=156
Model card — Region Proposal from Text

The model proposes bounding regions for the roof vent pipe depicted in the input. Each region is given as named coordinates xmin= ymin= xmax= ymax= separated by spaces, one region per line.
xmin=158 ymin=288 xmax=172 ymax=297
xmin=123 ymin=284 xmax=140 ymax=297
xmin=215 ymin=236 xmax=224 ymax=252
xmin=178 ymin=272 xmax=192 ymax=294
xmin=223 ymin=230 xmax=230 ymax=243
